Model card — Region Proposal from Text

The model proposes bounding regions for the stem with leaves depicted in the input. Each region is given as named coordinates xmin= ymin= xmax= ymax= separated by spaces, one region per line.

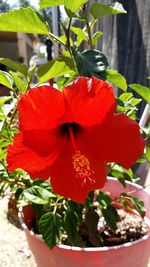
xmin=83 ymin=4 xmax=93 ymax=49
xmin=47 ymin=33 xmax=63 ymax=54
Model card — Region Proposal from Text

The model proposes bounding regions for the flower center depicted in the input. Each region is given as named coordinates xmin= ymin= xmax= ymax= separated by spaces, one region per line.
xmin=68 ymin=125 xmax=95 ymax=186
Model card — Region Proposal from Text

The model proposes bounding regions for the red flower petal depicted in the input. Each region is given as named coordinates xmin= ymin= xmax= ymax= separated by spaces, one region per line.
xmin=7 ymin=130 xmax=66 ymax=178
xmin=89 ymin=114 xmax=145 ymax=169
xmin=50 ymin=138 xmax=106 ymax=204
xmin=18 ymin=85 xmax=65 ymax=131
xmin=63 ymin=77 xmax=116 ymax=126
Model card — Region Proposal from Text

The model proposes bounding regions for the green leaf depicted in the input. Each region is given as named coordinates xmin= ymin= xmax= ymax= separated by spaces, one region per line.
xmin=0 ymin=58 xmax=28 ymax=76
xmin=0 ymin=71 xmax=13 ymax=89
xmin=129 ymin=84 xmax=150 ymax=103
xmin=96 ymin=192 xmax=112 ymax=207
xmin=90 ymin=2 xmax=127 ymax=19
xmin=37 ymin=55 xmax=76 ymax=83
xmin=119 ymin=93 xmax=133 ymax=102
xmin=0 ymin=7 xmax=49 ymax=35
xmin=70 ymin=26 xmax=87 ymax=46
xmin=102 ymin=205 xmax=119 ymax=230
xmin=106 ymin=70 xmax=127 ymax=91
xmin=122 ymin=194 xmax=146 ymax=217
xmin=129 ymin=97 xmax=142 ymax=106
xmin=28 ymin=63 xmax=37 ymax=84
xmin=38 ymin=212 xmax=62 ymax=248
xmin=116 ymin=97 xmax=138 ymax=115
xmin=59 ymin=35 xmax=73 ymax=46
xmin=73 ymin=49 xmax=108 ymax=79
xmin=40 ymin=0 xmax=88 ymax=12
xmin=0 ymin=96 xmax=12 ymax=106
xmin=24 ymin=185 xmax=55 ymax=205
xmin=32 ymin=179 xmax=52 ymax=191
xmin=146 ymin=146 xmax=150 ymax=162
xmin=92 ymin=31 xmax=103 ymax=46
xmin=9 ymin=71 xmax=27 ymax=93
xmin=65 ymin=211 xmax=78 ymax=243
xmin=56 ymin=72 xmax=76 ymax=90
xmin=109 ymin=163 xmax=137 ymax=184
xmin=39 ymin=0 xmax=64 ymax=9
xmin=147 ymin=76 xmax=150 ymax=80
xmin=0 ymin=108 xmax=5 ymax=121
xmin=64 ymin=0 xmax=88 ymax=14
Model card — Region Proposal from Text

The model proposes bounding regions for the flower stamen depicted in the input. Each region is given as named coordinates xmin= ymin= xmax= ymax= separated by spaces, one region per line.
xmin=72 ymin=151 xmax=95 ymax=186
xmin=68 ymin=125 xmax=95 ymax=186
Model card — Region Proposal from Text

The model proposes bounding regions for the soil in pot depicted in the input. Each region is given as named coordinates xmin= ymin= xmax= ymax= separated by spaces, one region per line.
xmin=26 ymin=207 xmax=150 ymax=248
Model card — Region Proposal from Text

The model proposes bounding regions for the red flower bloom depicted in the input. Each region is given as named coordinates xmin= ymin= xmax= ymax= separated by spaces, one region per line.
xmin=7 ymin=77 xmax=145 ymax=203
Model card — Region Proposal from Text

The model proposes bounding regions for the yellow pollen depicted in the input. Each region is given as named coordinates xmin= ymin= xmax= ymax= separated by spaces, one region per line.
xmin=72 ymin=151 xmax=95 ymax=186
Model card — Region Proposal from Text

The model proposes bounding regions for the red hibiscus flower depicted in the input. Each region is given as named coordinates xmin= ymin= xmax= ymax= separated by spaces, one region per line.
xmin=7 ymin=77 xmax=145 ymax=203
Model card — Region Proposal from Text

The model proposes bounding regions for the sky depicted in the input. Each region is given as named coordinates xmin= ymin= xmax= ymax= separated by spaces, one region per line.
xmin=7 ymin=0 xmax=40 ymax=9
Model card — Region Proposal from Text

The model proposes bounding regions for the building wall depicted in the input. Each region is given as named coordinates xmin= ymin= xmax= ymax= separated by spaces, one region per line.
xmin=0 ymin=42 xmax=18 ymax=60
xmin=89 ymin=0 xmax=150 ymax=86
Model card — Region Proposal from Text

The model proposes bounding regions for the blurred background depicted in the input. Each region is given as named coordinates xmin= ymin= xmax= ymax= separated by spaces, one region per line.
xmin=0 ymin=0 xmax=149 ymax=112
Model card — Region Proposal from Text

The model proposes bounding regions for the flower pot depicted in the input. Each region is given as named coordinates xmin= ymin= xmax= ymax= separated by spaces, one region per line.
xmin=19 ymin=177 xmax=150 ymax=267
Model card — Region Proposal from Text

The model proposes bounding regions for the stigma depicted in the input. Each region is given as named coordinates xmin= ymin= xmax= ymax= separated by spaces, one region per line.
xmin=72 ymin=151 xmax=95 ymax=186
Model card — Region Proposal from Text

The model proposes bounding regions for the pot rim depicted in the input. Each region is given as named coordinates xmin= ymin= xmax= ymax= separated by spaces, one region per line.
xmin=18 ymin=177 xmax=150 ymax=252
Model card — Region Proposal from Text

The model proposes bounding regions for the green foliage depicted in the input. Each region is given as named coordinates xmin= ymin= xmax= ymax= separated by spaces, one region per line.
xmin=96 ymin=192 xmax=119 ymax=231
xmin=146 ymin=145 xmax=150 ymax=163
xmin=121 ymin=194 xmax=146 ymax=217
xmin=90 ymin=2 xmax=127 ymax=18
xmin=37 ymin=55 xmax=76 ymax=83
xmin=0 ymin=70 xmax=13 ymax=89
xmin=96 ymin=191 xmax=112 ymax=207
xmin=64 ymin=0 xmax=88 ymax=14
xmin=64 ymin=211 xmax=78 ymax=244
xmin=0 ymin=7 xmax=49 ymax=34
xmin=9 ymin=71 xmax=27 ymax=93
xmin=129 ymin=84 xmax=150 ymax=103
xmin=0 ymin=96 xmax=12 ymax=106
xmin=70 ymin=26 xmax=87 ymax=46
xmin=108 ymin=163 xmax=139 ymax=185
xmin=39 ymin=0 xmax=88 ymax=13
xmin=0 ymin=58 xmax=28 ymax=76
xmin=119 ymin=93 xmax=133 ymax=102
xmin=27 ymin=63 xmax=37 ymax=85
xmin=23 ymin=185 xmax=56 ymax=205
xmin=39 ymin=0 xmax=64 ymax=9
xmin=101 ymin=205 xmax=119 ymax=230
xmin=73 ymin=49 xmax=108 ymax=79
xmin=38 ymin=212 xmax=63 ymax=248
xmin=56 ymin=72 xmax=76 ymax=89
xmin=106 ymin=70 xmax=127 ymax=91
xmin=116 ymin=92 xmax=142 ymax=119
xmin=92 ymin=31 xmax=103 ymax=46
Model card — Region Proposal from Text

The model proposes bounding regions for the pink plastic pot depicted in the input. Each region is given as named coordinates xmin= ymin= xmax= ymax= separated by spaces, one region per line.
xmin=19 ymin=177 xmax=150 ymax=267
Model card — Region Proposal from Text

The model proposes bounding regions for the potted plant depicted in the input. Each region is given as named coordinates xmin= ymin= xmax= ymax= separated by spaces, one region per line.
xmin=0 ymin=1 xmax=150 ymax=267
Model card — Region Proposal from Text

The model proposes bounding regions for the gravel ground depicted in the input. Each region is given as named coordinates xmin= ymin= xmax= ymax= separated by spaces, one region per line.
xmin=0 ymin=197 xmax=36 ymax=267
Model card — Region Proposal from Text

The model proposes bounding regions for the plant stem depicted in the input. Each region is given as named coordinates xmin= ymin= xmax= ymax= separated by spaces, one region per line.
xmin=47 ymin=33 xmax=63 ymax=54
xmin=48 ymin=32 xmax=66 ymax=47
xmin=83 ymin=4 xmax=93 ymax=49
xmin=66 ymin=17 xmax=72 ymax=54
xmin=0 ymin=160 xmax=11 ymax=178
xmin=8 ymin=105 xmax=18 ymax=129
